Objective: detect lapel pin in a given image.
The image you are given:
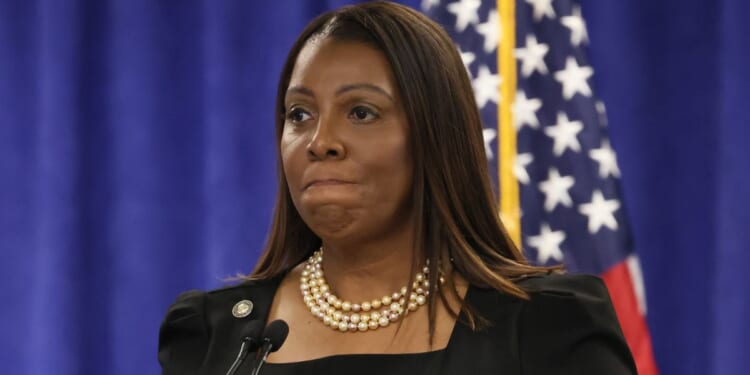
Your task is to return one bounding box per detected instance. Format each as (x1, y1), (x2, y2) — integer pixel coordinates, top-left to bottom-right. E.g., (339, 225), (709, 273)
(232, 299), (254, 318)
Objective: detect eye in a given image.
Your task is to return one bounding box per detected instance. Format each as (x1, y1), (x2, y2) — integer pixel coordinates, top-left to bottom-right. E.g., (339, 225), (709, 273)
(286, 107), (312, 123)
(349, 106), (379, 123)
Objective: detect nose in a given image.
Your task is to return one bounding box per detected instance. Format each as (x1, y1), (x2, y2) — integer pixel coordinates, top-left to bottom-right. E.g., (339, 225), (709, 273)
(307, 119), (345, 161)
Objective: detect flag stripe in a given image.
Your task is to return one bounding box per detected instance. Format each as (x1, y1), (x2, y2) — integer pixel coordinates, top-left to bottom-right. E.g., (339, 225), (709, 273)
(601, 261), (659, 375)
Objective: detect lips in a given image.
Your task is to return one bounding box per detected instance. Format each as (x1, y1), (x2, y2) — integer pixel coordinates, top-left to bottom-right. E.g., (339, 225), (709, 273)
(304, 179), (354, 190)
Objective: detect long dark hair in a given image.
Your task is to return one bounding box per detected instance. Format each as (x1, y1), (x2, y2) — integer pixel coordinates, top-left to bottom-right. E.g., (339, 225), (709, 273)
(251, 1), (556, 340)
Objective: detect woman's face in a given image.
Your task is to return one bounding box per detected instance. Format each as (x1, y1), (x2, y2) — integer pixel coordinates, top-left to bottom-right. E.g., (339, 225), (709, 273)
(281, 38), (414, 244)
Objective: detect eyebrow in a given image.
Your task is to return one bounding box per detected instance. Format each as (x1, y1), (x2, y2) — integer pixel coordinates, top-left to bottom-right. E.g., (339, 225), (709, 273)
(286, 83), (394, 102)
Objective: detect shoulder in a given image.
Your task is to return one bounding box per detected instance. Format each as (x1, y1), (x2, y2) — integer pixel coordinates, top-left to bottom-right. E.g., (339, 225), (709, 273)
(157, 277), (281, 374)
(511, 273), (637, 374)
(518, 272), (610, 303)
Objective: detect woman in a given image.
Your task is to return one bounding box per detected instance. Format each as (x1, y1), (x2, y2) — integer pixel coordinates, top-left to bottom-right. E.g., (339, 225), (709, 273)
(158, 2), (637, 374)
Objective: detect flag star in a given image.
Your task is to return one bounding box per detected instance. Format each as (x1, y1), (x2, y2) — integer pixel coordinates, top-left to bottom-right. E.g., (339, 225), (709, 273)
(472, 65), (501, 108)
(513, 90), (543, 130)
(544, 112), (583, 156)
(514, 153), (534, 184)
(458, 47), (476, 78)
(482, 128), (497, 160)
(554, 57), (594, 100)
(476, 9), (500, 53)
(525, 0), (556, 22)
(447, 0), (481, 32)
(561, 6), (589, 46)
(589, 139), (621, 178)
(539, 168), (575, 211)
(422, 0), (440, 11)
(527, 223), (565, 264)
(579, 190), (620, 233)
(514, 34), (549, 77)
(595, 100), (608, 127)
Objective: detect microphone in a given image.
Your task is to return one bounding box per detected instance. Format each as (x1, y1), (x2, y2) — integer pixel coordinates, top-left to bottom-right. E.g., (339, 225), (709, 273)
(250, 320), (289, 375)
(224, 320), (264, 375)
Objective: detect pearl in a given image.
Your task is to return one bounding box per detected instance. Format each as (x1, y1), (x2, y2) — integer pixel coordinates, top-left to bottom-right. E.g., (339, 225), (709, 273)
(338, 322), (348, 332)
(390, 302), (401, 312)
(379, 316), (390, 327)
(300, 248), (433, 334)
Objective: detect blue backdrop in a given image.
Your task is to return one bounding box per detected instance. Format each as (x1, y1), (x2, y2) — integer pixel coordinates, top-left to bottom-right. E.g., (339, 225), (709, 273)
(0, 1), (747, 374)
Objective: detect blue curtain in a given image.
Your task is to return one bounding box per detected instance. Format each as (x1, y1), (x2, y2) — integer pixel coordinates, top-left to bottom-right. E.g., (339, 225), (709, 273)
(0, 1), (747, 374)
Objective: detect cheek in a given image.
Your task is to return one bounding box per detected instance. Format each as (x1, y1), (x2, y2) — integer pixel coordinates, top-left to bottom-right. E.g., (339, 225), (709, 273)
(280, 131), (307, 191)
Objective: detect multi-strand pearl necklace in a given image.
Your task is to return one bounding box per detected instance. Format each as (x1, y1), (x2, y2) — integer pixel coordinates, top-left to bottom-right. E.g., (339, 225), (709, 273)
(299, 249), (433, 332)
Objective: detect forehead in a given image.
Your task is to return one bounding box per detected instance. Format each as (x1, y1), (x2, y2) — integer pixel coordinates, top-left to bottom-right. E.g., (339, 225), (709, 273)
(287, 38), (398, 95)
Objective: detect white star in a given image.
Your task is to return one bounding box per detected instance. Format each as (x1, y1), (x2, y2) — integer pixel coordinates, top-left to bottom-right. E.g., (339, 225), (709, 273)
(561, 6), (588, 46)
(525, 0), (556, 22)
(595, 100), (608, 127)
(579, 190), (620, 233)
(514, 153), (534, 184)
(422, 0), (440, 11)
(476, 9), (500, 53)
(544, 112), (583, 156)
(514, 34), (549, 77)
(458, 47), (476, 79)
(539, 168), (575, 211)
(482, 128), (497, 160)
(527, 223), (565, 264)
(513, 90), (542, 130)
(472, 65), (501, 108)
(447, 0), (481, 32)
(554, 57), (594, 100)
(589, 139), (621, 178)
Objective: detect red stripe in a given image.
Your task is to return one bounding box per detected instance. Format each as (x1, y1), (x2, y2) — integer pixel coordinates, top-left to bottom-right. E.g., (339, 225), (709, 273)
(601, 262), (660, 375)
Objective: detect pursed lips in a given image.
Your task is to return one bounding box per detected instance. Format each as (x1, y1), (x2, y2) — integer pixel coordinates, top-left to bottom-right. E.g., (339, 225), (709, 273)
(304, 179), (354, 190)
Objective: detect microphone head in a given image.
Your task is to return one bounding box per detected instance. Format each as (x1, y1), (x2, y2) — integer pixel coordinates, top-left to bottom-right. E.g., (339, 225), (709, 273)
(262, 320), (289, 353)
(240, 320), (264, 348)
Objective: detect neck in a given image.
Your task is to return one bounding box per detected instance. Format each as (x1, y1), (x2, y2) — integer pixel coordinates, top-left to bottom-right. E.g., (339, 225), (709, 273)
(319, 222), (420, 303)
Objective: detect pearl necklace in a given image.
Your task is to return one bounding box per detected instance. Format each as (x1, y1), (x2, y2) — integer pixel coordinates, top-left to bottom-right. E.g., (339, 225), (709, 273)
(299, 249), (433, 332)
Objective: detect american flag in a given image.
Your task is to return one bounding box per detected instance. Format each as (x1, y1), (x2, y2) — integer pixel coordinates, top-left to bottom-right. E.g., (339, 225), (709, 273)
(422, 0), (659, 373)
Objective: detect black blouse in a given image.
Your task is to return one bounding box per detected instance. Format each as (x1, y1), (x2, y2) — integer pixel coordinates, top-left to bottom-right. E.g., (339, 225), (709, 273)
(158, 273), (637, 374)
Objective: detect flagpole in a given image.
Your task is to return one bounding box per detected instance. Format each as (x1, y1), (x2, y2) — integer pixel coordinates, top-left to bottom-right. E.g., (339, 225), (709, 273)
(498, 0), (521, 248)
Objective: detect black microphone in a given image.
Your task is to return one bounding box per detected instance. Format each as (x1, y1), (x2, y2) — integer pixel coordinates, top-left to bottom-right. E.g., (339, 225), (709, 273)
(224, 320), (264, 375)
(250, 320), (289, 375)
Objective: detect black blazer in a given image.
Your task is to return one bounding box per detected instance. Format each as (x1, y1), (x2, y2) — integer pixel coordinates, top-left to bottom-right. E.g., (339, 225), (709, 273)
(158, 273), (637, 374)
